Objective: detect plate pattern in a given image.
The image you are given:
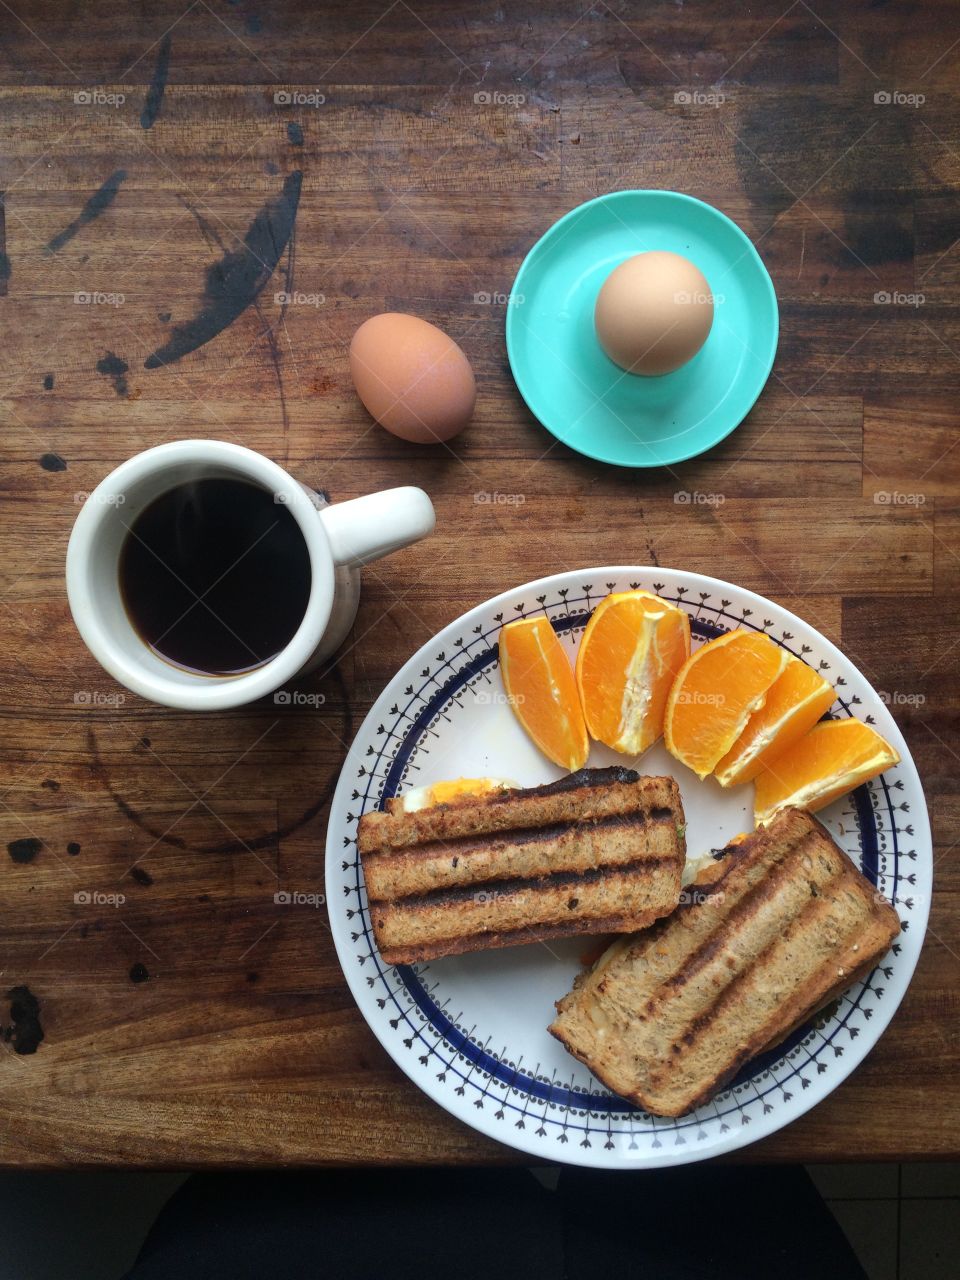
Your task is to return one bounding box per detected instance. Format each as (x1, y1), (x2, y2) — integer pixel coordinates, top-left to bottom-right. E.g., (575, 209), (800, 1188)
(328, 571), (929, 1166)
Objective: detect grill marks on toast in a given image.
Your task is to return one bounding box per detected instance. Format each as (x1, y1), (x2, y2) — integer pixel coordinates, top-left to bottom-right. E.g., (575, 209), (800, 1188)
(549, 808), (900, 1116)
(370, 860), (680, 960)
(358, 767), (685, 965)
(390, 859), (677, 907)
(587, 816), (816, 1001)
(359, 769), (679, 853)
(371, 914), (676, 966)
(363, 811), (677, 902)
(665, 889), (883, 1109)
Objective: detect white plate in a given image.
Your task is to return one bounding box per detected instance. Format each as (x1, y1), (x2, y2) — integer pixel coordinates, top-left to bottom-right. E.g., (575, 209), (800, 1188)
(326, 567), (931, 1168)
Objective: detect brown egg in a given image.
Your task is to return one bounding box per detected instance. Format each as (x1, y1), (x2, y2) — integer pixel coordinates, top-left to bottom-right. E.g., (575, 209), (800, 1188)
(349, 313), (476, 443)
(594, 251), (715, 376)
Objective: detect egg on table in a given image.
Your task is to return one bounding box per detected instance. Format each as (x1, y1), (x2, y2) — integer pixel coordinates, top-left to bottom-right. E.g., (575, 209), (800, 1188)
(594, 250), (715, 376)
(349, 312), (476, 443)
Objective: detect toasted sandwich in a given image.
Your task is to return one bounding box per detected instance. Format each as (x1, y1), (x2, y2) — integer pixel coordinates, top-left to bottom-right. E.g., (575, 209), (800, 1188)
(549, 806), (900, 1116)
(358, 766), (686, 965)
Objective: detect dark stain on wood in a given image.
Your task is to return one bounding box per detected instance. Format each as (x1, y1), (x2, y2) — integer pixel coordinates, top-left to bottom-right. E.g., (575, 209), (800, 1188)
(42, 373), (54, 390)
(842, 189), (914, 267)
(129, 866), (154, 886)
(44, 169), (127, 254)
(178, 195), (226, 253)
(39, 452), (67, 471)
(253, 214), (295, 457)
(129, 963), (149, 984)
(5, 986), (43, 1054)
(67, 841), (81, 856)
(85, 662), (350, 854)
(145, 171), (303, 369)
(140, 32), (172, 130)
(286, 121), (304, 146)
(88, 725), (188, 851)
(95, 351), (129, 396)
(40, 778), (60, 789)
(256, 307), (290, 457)
(8, 837), (41, 864)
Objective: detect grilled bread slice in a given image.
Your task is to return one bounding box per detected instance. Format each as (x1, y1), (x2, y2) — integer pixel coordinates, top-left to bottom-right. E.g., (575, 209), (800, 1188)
(358, 766), (686, 964)
(550, 807), (900, 1117)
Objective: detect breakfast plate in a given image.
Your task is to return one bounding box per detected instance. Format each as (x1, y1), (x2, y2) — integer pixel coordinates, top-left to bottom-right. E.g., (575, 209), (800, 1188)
(505, 191), (779, 467)
(326, 567), (930, 1168)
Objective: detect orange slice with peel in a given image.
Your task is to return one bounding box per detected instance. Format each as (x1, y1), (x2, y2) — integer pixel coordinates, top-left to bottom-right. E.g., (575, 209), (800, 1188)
(575, 589), (690, 755)
(754, 718), (899, 823)
(499, 616), (589, 771)
(714, 655), (836, 787)
(664, 630), (787, 778)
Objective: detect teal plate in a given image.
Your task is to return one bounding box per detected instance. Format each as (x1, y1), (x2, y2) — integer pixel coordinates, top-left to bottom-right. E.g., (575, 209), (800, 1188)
(505, 191), (779, 468)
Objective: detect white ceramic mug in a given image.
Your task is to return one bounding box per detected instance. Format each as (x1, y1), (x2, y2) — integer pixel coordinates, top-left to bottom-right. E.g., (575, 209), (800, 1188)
(66, 439), (435, 710)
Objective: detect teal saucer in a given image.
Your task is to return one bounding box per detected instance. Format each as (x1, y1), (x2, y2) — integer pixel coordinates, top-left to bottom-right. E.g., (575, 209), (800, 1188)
(505, 191), (778, 468)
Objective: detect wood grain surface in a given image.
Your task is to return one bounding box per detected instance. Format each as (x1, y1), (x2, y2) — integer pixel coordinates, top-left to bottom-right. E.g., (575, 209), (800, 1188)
(0, 0), (957, 1168)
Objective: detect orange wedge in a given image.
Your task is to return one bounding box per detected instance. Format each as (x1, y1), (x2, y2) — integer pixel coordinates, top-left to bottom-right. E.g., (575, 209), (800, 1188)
(714, 655), (836, 787)
(575, 590), (691, 755)
(664, 630), (787, 779)
(754, 718), (900, 823)
(499, 616), (589, 771)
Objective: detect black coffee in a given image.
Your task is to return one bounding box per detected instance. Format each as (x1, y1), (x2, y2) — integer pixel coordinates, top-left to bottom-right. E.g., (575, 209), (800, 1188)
(119, 478), (311, 676)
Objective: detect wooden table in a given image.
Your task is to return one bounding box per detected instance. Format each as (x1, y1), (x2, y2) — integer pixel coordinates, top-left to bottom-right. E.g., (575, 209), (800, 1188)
(0, 0), (957, 1167)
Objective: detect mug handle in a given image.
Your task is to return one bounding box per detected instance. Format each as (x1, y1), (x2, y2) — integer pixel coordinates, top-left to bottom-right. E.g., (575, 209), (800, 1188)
(317, 486), (435, 569)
